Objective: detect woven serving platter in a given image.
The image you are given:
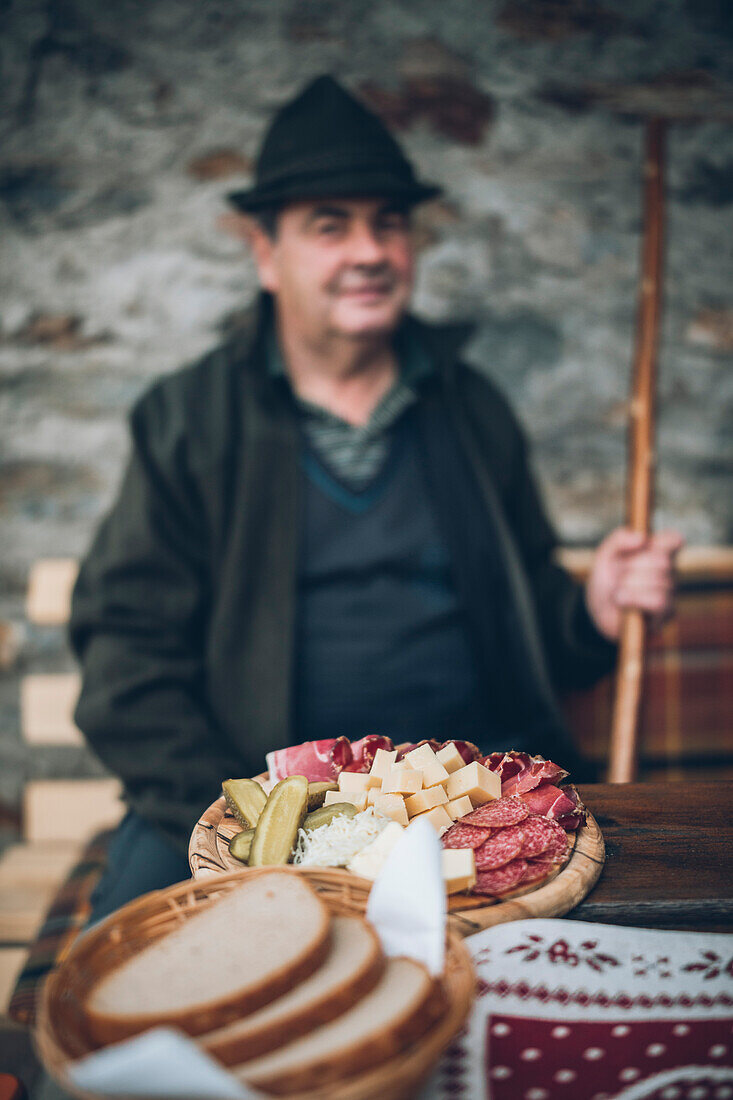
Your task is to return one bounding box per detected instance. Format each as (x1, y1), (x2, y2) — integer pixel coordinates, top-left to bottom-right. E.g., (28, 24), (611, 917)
(37, 867), (476, 1100)
(189, 781), (605, 936)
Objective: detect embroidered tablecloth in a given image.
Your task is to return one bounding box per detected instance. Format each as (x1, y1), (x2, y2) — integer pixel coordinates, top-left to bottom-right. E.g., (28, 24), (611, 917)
(425, 919), (733, 1100)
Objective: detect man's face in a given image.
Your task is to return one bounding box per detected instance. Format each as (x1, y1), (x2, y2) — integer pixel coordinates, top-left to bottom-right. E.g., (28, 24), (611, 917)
(251, 197), (414, 342)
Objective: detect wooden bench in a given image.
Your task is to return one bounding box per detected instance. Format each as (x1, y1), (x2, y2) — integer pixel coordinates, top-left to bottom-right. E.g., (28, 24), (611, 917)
(0, 560), (124, 1018)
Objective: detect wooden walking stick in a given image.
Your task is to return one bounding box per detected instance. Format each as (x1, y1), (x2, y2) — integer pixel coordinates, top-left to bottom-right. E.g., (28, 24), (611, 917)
(607, 118), (666, 783)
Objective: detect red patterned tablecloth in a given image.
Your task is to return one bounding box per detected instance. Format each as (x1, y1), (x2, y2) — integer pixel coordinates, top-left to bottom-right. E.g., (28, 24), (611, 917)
(424, 919), (733, 1100)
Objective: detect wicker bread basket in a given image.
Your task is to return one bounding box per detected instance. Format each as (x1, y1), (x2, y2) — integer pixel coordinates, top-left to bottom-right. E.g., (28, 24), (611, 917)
(36, 866), (476, 1100)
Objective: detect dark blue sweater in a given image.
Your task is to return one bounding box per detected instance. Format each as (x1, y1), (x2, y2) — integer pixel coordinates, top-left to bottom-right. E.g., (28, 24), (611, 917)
(294, 412), (491, 746)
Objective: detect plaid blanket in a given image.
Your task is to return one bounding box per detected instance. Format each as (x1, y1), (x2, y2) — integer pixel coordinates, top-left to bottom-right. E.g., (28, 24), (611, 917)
(7, 830), (113, 1027)
(563, 585), (733, 769)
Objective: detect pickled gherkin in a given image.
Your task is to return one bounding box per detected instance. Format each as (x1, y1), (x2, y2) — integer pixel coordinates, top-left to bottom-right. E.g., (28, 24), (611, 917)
(248, 775), (309, 866)
(228, 828), (254, 863)
(303, 803), (358, 832)
(306, 781), (338, 811)
(222, 778), (268, 829)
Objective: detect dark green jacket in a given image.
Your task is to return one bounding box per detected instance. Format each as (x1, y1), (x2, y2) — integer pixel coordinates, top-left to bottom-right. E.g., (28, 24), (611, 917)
(70, 296), (615, 851)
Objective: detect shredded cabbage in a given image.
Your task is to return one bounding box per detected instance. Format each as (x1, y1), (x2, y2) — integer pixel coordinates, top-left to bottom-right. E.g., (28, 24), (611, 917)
(293, 806), (391, 867)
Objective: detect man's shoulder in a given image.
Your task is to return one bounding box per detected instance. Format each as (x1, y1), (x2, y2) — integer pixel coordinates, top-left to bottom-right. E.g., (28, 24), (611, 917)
(129, 317), (263, 464)
(453, 358), (519, 423)
(136, 325), (254, 414)
(410, 313), (523, 441)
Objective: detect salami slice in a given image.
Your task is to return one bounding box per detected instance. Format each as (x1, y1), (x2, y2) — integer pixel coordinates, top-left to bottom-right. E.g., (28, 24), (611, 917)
(441, 823), (491, 850)
(521, 859), (556, 885)
(515, 815), (568, 859)
(540, 824), (570, 862)
(474, 827), (525, 871)
(472, 858), (528, 896)
(460, 795), (529, 828)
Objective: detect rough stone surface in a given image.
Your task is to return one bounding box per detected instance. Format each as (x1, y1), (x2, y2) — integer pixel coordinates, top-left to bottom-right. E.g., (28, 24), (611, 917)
(1, 0), (732, 816)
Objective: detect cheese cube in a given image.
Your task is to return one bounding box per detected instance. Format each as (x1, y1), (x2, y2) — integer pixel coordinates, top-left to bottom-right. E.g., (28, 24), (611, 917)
(441, 848), (476, 894)
(323, 789), (367, 812)
(402, 744), (436, 770)
(373, 793), (409, 826)
(338, 771), (371, 793)
(436, 743), (466, 775)
(366, 787), (382, 806)
(369, 748), (398, 780)
(446, 761), (501, 805)
(412, 804), (453, 835)
(404, 784), (448, 817)
(447, 795), (474, 820)
(402, 743), (450, 788)
(382, 764), (423, 796)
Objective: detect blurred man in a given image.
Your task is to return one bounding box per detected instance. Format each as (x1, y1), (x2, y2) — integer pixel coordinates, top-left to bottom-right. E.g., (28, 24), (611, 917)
(70, 76), (681, 918)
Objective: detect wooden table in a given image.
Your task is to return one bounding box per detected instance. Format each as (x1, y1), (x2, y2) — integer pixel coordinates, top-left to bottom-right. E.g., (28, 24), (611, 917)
(569, 781), (733, 931)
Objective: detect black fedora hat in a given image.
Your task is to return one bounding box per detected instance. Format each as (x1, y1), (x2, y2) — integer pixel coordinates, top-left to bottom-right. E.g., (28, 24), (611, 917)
(228, 75), (441, 213)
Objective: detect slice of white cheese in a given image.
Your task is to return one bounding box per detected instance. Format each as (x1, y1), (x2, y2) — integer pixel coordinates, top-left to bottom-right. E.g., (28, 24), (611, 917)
(446, 761), (500, 805)
(347, 821), (405, 879)
(442, 848), (476, 893)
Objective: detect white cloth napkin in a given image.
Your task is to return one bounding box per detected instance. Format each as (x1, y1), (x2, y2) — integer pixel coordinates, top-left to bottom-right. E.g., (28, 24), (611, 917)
(366, 815), (447, 976)
(67, 1027), (264, 1098)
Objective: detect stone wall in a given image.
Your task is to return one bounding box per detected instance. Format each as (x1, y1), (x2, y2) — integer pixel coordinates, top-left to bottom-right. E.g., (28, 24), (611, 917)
(1, 0), (732, 814)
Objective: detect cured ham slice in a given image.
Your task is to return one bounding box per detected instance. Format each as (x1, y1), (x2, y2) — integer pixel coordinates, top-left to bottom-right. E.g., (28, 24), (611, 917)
(555, 786), (585, 830)
(518, 784), (584, 827)
(481, 751), (584, 831)
(483, 750), (567, 793)
(501, 758), (568, 796)
(482, 751), (530, 785)
(266, 737), (353, 782)
(346, 735), (394, 773)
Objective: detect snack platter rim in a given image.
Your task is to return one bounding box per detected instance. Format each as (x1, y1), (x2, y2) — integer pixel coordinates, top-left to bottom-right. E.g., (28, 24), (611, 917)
(189, 777), (606, 936)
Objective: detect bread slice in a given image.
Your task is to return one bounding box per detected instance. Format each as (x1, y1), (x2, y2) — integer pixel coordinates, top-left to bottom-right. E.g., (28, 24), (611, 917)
(236, 957), (447, 1095)
(82, 872), (331, 1047)
(202, 915), (384, 1066)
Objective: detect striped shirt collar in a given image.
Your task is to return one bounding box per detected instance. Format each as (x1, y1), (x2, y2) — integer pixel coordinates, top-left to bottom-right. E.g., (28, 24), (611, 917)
(266, 322), (434, 437)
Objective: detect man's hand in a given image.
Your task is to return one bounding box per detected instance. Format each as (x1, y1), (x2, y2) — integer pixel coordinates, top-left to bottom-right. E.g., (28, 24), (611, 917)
(585, 528), (684, 642)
